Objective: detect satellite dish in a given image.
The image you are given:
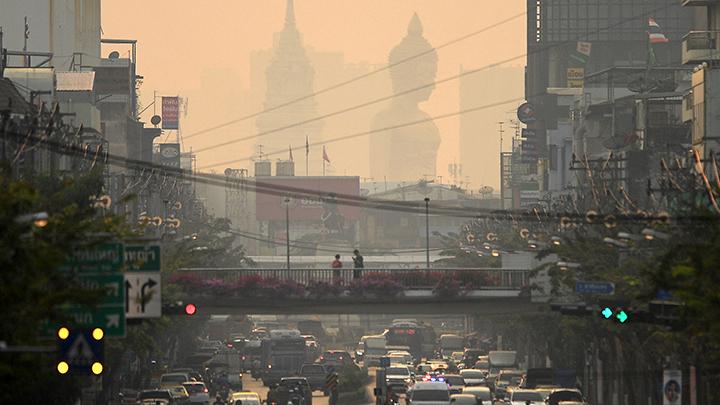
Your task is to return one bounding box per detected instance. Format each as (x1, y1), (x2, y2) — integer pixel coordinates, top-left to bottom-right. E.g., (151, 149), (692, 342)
(150, 115), (162, 126)
(108, 51), (120, 59)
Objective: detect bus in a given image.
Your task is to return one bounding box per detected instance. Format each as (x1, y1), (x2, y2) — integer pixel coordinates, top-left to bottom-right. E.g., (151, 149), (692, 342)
(260, 329), (307, 386)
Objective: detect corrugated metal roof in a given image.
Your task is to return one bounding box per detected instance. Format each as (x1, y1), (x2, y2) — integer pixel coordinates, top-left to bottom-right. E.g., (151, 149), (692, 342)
(0, 78), (33, 114)
(56, 71), (95, 92)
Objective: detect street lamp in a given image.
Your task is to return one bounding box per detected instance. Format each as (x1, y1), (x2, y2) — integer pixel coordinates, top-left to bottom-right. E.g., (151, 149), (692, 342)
(556, 261), (581, 271)
(14, 211), (49, 228)
(284, 197), (291, 270)
(603, 237), (628, 249)
(424, 197), (430, 269)
(642, 228), (670, 241)
(550, 236), (562, 246)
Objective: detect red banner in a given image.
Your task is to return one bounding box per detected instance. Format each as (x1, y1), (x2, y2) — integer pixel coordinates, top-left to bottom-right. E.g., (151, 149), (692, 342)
(162, 97), (179, 129)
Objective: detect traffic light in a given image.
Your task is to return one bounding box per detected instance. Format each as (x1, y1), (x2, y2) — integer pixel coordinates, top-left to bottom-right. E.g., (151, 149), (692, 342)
(57, 327), (104, 375)
(162, 301), (198, 316)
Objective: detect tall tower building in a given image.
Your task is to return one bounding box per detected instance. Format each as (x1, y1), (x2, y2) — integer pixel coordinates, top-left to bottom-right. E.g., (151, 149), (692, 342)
(255, 0), (323, 173)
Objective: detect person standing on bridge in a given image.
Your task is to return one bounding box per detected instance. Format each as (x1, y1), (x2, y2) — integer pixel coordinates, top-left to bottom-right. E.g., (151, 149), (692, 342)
(352, 249), (364, 279)
(331, 254), (343, 279)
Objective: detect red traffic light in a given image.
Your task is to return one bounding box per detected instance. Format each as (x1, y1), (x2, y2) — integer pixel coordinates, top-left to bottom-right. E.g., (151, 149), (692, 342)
(184, 303), (197, 315)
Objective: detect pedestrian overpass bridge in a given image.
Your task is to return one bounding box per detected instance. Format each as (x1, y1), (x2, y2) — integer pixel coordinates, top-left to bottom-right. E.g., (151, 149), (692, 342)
(172, 267), (543, 315)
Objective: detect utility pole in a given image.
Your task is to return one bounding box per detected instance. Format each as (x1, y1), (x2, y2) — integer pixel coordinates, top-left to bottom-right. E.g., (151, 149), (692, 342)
(23, 17), (29, 67)
(284, 197), (291, 270)
(424, 197), (430, 269)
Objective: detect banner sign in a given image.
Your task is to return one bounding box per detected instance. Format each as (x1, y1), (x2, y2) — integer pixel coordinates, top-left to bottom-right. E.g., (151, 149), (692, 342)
(663, 369), (682, 405)
(158, 143), (181, 168)
(162, 96), (179, 130)
(567, 67), (585, 88)
(517, 102), (536, 124)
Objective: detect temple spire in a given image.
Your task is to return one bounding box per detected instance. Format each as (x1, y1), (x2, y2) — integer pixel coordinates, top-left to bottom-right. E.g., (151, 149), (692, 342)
(408, 12), (423, 36)
(285, 0), (296, 27)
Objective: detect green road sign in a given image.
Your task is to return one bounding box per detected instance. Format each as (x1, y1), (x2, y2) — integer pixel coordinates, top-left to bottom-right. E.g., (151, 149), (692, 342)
(124, 244), (161, 271)
(77, 274), (124, 306)
(63, 242), (124, 273)
(44, 305), (125, 337)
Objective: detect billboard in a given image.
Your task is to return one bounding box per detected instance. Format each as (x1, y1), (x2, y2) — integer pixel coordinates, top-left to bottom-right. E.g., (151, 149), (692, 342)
(255, 177), (361, 222)
(162, 96), (179, 130)
(158, 143), (181, 168)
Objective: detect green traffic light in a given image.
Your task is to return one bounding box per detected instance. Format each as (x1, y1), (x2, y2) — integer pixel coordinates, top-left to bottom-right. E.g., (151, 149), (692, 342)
(616, 310), (628, 323)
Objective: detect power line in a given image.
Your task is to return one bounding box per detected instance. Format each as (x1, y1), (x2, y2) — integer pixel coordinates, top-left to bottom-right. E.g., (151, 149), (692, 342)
(189, 3), (676, 167)
(181, 11), (527, 141)
(196, 97), (524, 169)
(3, 127), (710, 224)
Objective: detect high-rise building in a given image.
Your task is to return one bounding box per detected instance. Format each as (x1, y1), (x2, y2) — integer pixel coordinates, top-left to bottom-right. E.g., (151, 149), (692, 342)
(255, 0), (323, 174)
(525, 0), (693, 193)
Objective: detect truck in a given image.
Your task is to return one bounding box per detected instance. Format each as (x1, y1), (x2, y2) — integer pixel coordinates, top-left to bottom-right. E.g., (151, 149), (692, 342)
(438, 334), (464, 359)
(487, 350), (518, 388)
(260, 329), (307, 386)
(358, 335), (387, 366)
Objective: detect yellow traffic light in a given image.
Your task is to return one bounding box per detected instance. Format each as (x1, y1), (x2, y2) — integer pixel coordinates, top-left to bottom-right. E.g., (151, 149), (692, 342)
(57, 361), (69, 374)
(92, 328), (104, 341)
(57, 327), (70, 340)
(91, 362), (103, 375)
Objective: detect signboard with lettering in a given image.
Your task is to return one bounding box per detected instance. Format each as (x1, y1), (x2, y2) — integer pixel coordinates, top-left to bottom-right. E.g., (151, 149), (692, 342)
(567, 68), (585, 88)
(162, 96), (179, 129)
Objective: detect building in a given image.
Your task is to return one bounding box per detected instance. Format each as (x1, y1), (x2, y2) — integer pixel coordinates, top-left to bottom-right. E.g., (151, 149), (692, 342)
(254, 0), (323, 174)
(524, 0), (693, 200)
(682, 0), (720, 160)
(458, 66), (525, 190)
(0, 0), (101, 71)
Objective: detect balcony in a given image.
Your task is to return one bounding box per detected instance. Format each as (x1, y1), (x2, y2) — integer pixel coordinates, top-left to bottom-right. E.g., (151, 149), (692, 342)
(682, 0), (719, 6)
(682, 31), (720, 65)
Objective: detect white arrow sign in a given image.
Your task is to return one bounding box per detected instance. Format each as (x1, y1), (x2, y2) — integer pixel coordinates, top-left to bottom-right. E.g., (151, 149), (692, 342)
(106, 314), (120, 329)
(125, 272), (162, 319)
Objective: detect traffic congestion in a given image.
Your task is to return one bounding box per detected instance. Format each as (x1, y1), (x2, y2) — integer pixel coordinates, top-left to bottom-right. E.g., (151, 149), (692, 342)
(120, 316), (589, 405)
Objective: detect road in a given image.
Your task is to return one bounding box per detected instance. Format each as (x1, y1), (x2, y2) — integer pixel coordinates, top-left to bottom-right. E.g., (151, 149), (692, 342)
(238, 369), (378, 405)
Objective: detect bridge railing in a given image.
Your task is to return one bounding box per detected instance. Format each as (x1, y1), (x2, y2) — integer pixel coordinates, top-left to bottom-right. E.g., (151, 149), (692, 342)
(176, 268), (530, 290)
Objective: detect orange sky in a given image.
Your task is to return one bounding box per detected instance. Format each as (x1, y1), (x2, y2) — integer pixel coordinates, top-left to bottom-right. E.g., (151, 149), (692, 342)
(102, 0), (526, 187)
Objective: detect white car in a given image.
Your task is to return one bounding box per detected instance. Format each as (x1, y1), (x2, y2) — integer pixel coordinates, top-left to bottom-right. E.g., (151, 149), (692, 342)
(461, 386), (492, 403)
(385, 365), (413, 393)
(182, 381), (210, 404)
(407, 381), (451, 404)
(507, 388), (544, 404)
(459, 369), (486, 386)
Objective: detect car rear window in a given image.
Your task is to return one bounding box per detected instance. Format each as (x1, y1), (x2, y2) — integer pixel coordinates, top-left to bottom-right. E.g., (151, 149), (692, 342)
(161, 374), (187, 384)
(182, 383), (205, 394)
(512, 391), (543, 401)
(445, 376), (465, 385)
(302, 365), (325, 374)
(139, 390), (171, 399)
(412, 390), (450, 401)
(461, 370), (485, 379)
(386, 367), (410, 375)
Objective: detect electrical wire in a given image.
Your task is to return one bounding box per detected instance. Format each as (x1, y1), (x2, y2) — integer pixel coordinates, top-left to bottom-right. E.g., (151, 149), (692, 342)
(187, 3), (677, 165)
(181, 11), (527, 140)
(3, 126), (712, 224)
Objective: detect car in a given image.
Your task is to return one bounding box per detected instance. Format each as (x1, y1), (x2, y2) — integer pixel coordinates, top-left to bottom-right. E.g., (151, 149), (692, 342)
(317, 350), (353, 370)
(417, 364), (434, 374)
(385, 365), (414, 393)
(442, 374), (466, 395)
(459, 369), (486, 386)
(171, 368), (204, 382)
(406, 381), (451, 404)
(460, 386), (492, 403)
(229, 391), (262, 405)
(533, 385), (560, 400)
(137, 389), (175, 405)
(472, 357), (489, 373)
(160, 372), (191, 387)
(506, 388), (544, 404)
(494, 370), (524, 397)
(167, 385), (190, 403)
(546, 389), (584, 405)
(451, 352), (464, 364)
(449, 394), (480, 404)
(462, 349), (484, 368)
(298, 363), (330, 394)
(277, 377), (313, 405)
(181, 381), (210, 404)
(387, 351), (414, 365)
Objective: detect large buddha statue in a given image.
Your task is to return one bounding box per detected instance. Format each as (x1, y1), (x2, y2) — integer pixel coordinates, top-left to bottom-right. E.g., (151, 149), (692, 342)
(370, 13), (441, 182)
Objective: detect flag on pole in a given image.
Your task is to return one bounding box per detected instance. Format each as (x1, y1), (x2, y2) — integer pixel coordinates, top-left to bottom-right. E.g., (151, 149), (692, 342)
(323, 146), (330, 163)
(289, 145), (294, 161)
(305, 136), (309, 157)
(648, 18), (669, 44)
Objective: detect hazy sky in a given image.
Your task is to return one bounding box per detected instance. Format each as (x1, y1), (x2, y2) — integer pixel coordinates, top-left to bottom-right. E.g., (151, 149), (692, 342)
(102, 0), (526, 187)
